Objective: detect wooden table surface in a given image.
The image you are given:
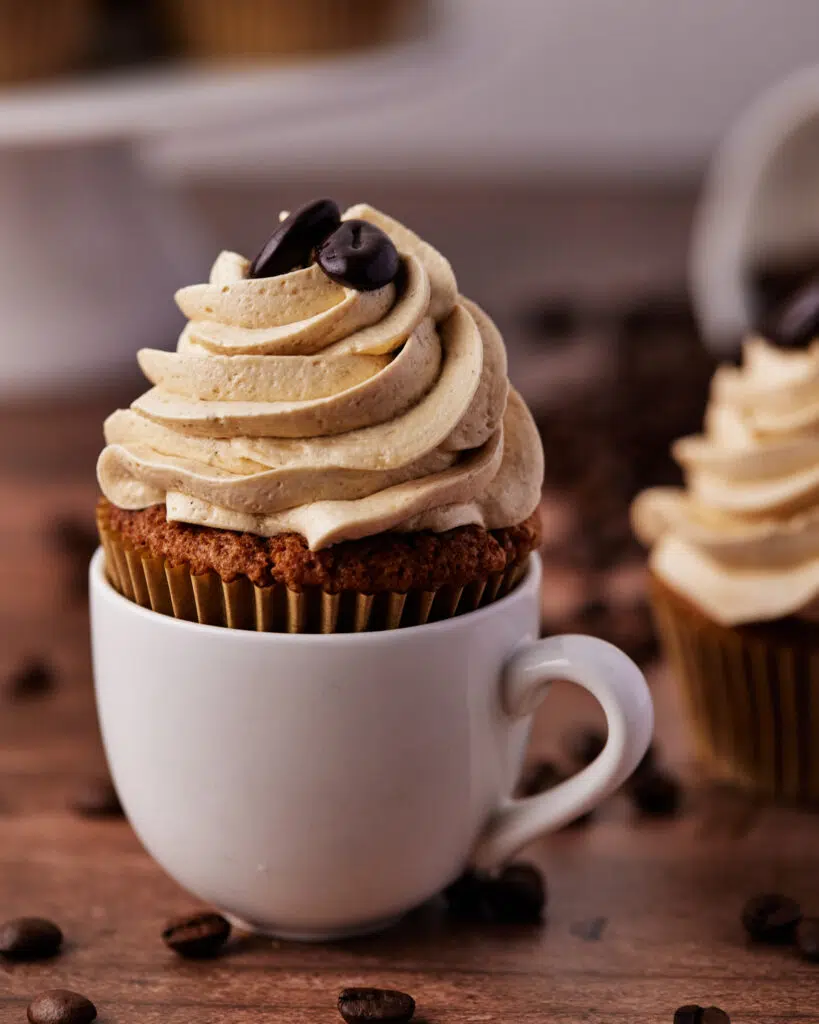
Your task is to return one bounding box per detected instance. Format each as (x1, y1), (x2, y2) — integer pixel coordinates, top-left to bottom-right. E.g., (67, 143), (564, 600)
(1, 394), (818, 1024)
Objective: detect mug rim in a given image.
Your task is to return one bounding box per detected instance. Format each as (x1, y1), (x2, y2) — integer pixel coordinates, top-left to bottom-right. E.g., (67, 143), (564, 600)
(90, 548), (541, 646)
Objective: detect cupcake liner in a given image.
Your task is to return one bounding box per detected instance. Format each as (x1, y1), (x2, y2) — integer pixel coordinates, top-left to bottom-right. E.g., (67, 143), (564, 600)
(97, 504), (529, 635)
(160, 0), (420, 61)
(650, 574), (819, 806)
(0, 0), (94, 84)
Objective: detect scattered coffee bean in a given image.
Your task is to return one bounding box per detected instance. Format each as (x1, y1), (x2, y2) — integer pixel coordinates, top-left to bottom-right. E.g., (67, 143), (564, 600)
(520, 298), (579, 345)
(629, 767), (682, 817)
(317, 220), (400, 292)
(250, 199), (341, 278)
(488, 863), (547, 923)
(702, 1009), (731, 1024)
(796, 916), (819, 962)
(162, 910), (231, 958)
(27, 990), (96, 1024)
(516, 760), (564, 798)
(69, 776), (123, 818)
(445, 864), (546, 924)
(444, 870), (494, 923)
(674, 1008), (730, 1024)
(49, 512), (98, 598)
(6, 658), (55, 701)
(0, 917), (62, 960)
(50, 515), (99, 600)
(741, 893), (802, 944)
(51, 515), (98, 557)
(674, 1006), (704, 1024)
(773, 281), (819, 349)
(567, 727), (606, 766)
(338, 987), (415, 1024)
(618, 294), (696, 339)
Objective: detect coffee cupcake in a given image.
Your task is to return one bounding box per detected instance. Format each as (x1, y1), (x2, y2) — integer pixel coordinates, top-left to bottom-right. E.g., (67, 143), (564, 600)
(632, 287), (819, 804)
(97, 200), (544, 633)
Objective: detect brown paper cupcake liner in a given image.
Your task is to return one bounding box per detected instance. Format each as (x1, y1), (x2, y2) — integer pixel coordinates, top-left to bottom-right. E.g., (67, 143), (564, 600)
(98, 505), (529, 635)
(650, 574), (819, 807)
(160, 0), (421, 61)
(0, 0), (94, 84)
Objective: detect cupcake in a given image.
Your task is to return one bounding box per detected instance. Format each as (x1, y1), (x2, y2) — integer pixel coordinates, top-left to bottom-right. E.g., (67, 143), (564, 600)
(97, 199), (544, 634)
(159, 0), (426, 62)
(0, 0), (94, 83)
(632, 288), (819, 804)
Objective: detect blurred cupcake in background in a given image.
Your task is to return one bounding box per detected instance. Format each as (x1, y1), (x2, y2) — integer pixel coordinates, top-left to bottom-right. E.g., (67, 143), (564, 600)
(632, 283), (819, 806)
(159, 0), (431, 63)
(0, 0), (95, 83)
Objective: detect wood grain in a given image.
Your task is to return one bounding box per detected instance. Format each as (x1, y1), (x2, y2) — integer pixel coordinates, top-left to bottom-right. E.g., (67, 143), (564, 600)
(1, 395), (818, 1024)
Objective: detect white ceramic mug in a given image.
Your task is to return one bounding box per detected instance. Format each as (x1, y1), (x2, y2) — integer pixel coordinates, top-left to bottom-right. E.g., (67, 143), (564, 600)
(90, 548), (653, 941)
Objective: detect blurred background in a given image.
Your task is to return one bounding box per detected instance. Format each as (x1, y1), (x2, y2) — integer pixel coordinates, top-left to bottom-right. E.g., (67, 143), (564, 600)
(5, 0), (819, 810)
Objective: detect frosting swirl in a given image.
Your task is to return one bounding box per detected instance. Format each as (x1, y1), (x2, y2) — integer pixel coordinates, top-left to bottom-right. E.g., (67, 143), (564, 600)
(632, 337), (819, 624)
(98, 204), (544, 550)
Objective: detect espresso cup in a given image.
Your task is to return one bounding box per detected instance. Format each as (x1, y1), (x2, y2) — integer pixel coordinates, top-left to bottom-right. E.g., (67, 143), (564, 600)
(90, 549), (653, 941)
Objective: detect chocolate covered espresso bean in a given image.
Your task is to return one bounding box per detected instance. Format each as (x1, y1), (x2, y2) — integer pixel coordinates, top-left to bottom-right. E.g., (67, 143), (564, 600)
(316, 219), (400, 292)
(250, 199), (340, 278)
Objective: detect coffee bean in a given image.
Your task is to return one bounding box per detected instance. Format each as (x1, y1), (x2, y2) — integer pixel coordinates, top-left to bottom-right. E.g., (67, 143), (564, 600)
(338, 988), (415, 1024)
(444, 870), (494, 923)
(317, 220), (400, 292)
(50, 515), (99, 600)
(27, 990), (96, 1024)
(520, 297), (579, 345)
(0, 917), (62, 960)
(702, 1009), (731, 1024)
(774, 281), (819, 349)
(50, 516), (98, 558)
(69, 776), (123, 818)
(630, 768), (682, 817)
(162, 910), (231, 958)
(487, 863), (547, 924)
(674, 1006), (704, 1024)
(741, 893), (802, 944)
(250, 199), (341, 278)
(6, 658), (55, 701)
(796, 916), (819, 962)
(567, 727), (606, 766)
(445, 863), (547, 924)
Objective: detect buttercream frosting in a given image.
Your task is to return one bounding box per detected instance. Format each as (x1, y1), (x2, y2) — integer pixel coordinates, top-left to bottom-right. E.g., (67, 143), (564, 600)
(98, 204), (544, 550)
(632, 336), (819, 624)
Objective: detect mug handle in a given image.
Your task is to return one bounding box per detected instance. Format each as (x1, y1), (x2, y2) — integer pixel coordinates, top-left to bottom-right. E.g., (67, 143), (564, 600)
(472, 634), (654, 871)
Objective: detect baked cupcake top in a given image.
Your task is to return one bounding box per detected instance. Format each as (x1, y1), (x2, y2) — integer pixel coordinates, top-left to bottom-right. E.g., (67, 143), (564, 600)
(98, 201), (544, 550)
(632, 324), (819, 625)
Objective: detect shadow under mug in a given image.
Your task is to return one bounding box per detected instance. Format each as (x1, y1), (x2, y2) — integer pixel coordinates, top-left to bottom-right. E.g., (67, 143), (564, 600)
(90, 549), (654, 941)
